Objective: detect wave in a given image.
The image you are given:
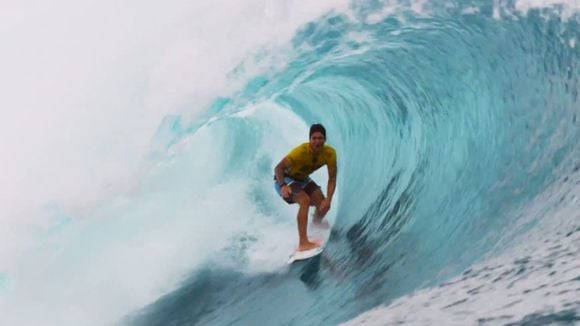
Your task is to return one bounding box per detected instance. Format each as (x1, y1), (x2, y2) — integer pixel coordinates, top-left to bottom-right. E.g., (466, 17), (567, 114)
(1, 1), (579, 325)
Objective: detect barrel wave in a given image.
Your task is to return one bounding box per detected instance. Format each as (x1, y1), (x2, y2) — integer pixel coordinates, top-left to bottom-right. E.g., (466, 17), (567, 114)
(127, 1), (580, 325)
(2, 1), (579, 325)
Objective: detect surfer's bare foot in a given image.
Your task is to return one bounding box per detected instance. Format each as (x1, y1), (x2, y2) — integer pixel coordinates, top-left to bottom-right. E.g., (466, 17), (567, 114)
(312, 216), (330, 229)
(298, 240), (320, 252)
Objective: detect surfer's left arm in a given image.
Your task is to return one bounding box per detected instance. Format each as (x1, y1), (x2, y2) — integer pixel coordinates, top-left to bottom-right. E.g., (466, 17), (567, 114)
(319, 150), (337, 215)
(325, 148), (337, 205)
(326, 164), (337, 204)
(318, 164), (336, 215)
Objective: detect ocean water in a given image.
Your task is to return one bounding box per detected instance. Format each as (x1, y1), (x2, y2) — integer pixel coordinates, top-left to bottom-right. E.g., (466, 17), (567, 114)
(1, 0), (579, 325)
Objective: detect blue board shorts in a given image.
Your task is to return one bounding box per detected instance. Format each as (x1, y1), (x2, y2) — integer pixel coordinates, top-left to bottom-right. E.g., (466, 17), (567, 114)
(274, 175), (321, 204)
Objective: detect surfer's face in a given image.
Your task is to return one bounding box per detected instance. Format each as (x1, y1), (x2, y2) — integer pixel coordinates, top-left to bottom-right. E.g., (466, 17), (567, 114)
(309, 132), (325, 153)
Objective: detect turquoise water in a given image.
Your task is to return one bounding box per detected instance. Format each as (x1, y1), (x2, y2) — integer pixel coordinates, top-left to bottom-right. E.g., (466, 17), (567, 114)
(129, 1), (580, 325)
(2, 1), (579, 325)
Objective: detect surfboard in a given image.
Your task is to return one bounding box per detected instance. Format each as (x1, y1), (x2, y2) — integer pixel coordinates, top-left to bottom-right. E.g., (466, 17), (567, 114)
(287, 246), (323, 263)
(287, 220), (331, 264)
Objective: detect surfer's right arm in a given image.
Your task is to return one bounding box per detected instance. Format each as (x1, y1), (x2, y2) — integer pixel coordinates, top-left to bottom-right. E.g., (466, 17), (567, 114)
(275, 157), (292, 198)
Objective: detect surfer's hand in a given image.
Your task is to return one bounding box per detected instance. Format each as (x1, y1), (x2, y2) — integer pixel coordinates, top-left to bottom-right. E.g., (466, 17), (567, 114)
(281, 185), (292, 198)
(319, 199), (331, 215)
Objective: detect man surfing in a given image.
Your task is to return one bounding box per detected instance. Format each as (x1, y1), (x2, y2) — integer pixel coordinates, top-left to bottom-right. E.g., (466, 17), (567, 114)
(274, 123), (337, 252)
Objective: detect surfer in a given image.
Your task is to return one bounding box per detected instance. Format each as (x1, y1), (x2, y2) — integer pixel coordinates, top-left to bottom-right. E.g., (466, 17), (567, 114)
(274, 123), (337, 252)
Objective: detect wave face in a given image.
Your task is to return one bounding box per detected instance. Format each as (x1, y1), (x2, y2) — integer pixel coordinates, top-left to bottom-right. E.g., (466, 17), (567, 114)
(2, 1), (580, 325)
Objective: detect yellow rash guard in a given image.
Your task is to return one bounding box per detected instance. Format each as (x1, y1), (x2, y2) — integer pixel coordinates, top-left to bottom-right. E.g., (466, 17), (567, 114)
(285, 143), (337, 181)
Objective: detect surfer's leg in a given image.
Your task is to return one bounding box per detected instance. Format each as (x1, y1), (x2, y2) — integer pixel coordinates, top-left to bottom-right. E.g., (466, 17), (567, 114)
(294, 191), (320, 251)
(308, 187), (328, 221)
(308, 187), (324, 207)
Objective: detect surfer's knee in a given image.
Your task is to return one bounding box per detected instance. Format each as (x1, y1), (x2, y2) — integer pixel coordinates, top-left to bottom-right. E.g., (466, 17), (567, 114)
(295, 193), (310, 207)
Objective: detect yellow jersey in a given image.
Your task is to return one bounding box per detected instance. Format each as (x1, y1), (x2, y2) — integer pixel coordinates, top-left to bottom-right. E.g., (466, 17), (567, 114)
(285, 143), (337, 181)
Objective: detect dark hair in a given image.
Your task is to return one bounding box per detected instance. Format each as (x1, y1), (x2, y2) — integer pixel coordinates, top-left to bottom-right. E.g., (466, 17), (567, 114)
(309, 123), (326, 139)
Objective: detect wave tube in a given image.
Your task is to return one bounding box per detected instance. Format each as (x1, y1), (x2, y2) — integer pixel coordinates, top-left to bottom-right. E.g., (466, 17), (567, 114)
(2, 1), (579, 325)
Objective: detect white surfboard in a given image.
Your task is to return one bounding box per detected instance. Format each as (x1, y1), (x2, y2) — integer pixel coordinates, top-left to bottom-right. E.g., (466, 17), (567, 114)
(287, 246), (323, 264)
(287, 220), (331, 264)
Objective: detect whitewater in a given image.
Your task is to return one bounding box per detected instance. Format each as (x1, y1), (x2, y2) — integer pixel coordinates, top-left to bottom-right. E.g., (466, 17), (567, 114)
(1, 0), (579, 325)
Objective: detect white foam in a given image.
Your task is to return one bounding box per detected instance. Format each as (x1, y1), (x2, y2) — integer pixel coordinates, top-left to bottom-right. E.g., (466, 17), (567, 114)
(515, 0), (580, 20)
